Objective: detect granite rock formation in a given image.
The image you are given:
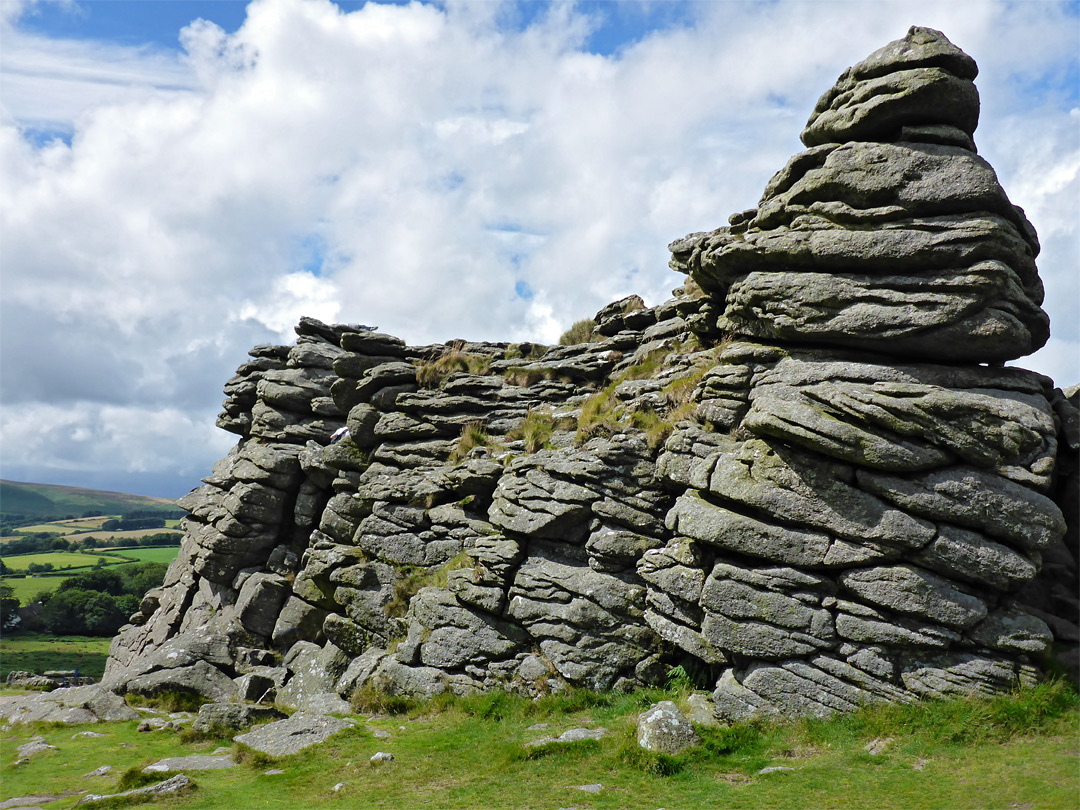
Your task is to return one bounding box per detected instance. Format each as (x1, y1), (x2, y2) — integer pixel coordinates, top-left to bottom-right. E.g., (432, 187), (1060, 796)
(102, 27), (1078, 722)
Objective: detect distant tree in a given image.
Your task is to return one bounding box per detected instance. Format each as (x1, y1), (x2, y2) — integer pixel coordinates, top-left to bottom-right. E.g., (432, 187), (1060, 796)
(0, 584), (20, 630)
(41, 587), (129, 635)
(137, 532), (182, 547)
(27, 562), (54, 573)
(114, 517), (166, 531)
(121, 562), (169, 597)
(58, 568), (124, 596)
(0, 558), (7, 574)
(82, 537), (99, 550)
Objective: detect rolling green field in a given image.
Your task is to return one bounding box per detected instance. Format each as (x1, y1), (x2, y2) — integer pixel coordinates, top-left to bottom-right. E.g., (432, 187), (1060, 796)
(3, 575), (70, 603)
(2, 517), (183, 544)
(1, 551), (121, 572)
(0, 682), (1076, 809)
(58, 528), (183, 543)
(2, 547), (180, 603)
(11, 522), (83, 535)
(111, 547), (183, 564)
(0, 632), (113, 680)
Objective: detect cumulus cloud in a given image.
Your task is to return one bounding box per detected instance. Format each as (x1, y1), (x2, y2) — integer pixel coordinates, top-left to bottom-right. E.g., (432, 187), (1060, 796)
(1, 0), (1077, 495)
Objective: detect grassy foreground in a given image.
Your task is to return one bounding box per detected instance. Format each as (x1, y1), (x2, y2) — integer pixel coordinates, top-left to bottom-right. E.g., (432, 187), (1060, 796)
(1, 681), (1077, 809)
(0, 632), (113, 681)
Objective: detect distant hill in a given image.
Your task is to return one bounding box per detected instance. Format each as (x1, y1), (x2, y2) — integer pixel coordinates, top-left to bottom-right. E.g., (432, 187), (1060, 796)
(0, 480), (178, 519)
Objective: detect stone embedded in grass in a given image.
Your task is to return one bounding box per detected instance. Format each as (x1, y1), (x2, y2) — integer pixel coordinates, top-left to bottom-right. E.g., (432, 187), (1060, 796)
(76, 774), (193, 806)
(864, 737), (893, 756)
(759, 766), (795, 775)
(636, 701), (701, 755)
(523, 727), (608, 748)
(233, 712), (355, 757)
(370, 752), (394, 763)
(14, 737), (56, 758)
(143, 754), (236, 773)
(577, 784), (603, 793)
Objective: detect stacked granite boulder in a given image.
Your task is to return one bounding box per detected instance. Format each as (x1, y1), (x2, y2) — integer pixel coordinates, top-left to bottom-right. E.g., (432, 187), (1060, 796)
(662, 26), (1072, 718)
(103, 27), (1078, 721)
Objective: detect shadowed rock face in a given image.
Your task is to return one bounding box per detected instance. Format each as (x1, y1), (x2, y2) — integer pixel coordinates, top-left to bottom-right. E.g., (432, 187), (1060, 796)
(103, 28), (1078, 721)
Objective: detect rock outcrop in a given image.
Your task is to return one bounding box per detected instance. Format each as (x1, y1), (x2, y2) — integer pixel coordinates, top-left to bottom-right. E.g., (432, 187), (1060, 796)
(102, 27), (1078, 722)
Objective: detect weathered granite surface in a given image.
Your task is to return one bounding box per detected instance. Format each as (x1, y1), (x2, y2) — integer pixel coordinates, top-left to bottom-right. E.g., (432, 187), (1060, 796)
(102, 27), (1078, 722)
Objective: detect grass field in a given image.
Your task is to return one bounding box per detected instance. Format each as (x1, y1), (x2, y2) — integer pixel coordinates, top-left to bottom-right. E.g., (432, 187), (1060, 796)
(110, 547), (182, 564)
(60, 528), (184, 543)
(1, 547), (179, 603)
(0, 551), (121, 572)
(2, 574), (71, 603)
(11, 522), (83, 535)
(2, 516), (184, 544)
(0, 632), (113, 680)
(0, 681), (1076, 809)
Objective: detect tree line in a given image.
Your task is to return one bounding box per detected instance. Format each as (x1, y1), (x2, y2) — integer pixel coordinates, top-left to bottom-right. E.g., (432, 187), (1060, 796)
(0, 531), (182, 558)
(0, 562), (168, 636)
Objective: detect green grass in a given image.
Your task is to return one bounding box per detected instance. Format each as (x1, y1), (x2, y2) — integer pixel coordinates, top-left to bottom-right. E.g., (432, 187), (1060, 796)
(110, 547), (182, 564)
(1, 551), (123, 572)
(12, 522), (83, 535)
(2, 548), (177, 603)
(0, 681), (1075, 809)
(2, 574), (70, 603)
(0, 631), (113, 680)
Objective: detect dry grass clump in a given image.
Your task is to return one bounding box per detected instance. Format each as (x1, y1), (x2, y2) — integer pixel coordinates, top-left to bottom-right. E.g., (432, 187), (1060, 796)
(416, 344), (492, 388)
(448, 421), (492, 462)
(558, 318), (597, 346)
(504, 343), (548, 361)
(506, 412), (556, 453)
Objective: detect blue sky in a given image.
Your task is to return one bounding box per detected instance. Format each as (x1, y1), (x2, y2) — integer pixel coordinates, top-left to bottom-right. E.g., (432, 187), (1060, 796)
(1, 0), (1078, 498)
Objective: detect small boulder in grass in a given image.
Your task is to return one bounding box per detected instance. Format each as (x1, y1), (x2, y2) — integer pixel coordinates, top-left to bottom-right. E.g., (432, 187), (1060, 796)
(636, 701), (701, 755)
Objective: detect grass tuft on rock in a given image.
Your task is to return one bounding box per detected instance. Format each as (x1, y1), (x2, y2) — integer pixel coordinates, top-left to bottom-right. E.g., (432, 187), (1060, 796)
(558, 318), (597, 346)
(416, 345), (492, 389)
(448, 421), (492, 462)
(506, 411), (556, 453)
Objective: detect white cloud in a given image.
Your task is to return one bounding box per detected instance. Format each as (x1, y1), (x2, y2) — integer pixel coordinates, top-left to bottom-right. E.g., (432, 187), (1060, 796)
(236, 271), (342, 339)
(1, 0), (1077, 494)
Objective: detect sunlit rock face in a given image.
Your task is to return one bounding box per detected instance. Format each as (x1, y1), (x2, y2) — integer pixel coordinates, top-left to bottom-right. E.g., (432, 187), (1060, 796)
(103, 28), (1078, 722)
